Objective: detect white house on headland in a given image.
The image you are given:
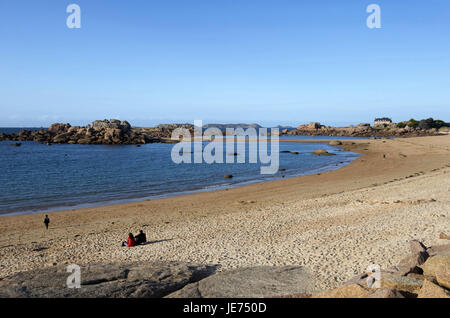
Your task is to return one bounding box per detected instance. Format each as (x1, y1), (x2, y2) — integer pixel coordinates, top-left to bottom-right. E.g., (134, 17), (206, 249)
(374, 117), (393, 127)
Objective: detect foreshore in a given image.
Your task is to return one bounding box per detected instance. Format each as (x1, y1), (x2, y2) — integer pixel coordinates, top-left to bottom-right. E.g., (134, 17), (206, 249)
(0, 135), (449, 291)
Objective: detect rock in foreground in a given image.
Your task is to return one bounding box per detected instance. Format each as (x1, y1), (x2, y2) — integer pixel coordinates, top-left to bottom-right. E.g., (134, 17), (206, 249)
(0, 261), (218, 298)
(308, 239), (450, 298)
(166, 266), (316, 298)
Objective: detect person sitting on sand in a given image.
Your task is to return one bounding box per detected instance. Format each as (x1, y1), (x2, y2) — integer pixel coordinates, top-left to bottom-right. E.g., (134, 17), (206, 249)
(135, 230), (147, 245)
(125, 233), (135, 247)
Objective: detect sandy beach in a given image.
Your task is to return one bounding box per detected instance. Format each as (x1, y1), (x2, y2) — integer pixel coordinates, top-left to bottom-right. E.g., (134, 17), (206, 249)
(0, 135), (449, 291)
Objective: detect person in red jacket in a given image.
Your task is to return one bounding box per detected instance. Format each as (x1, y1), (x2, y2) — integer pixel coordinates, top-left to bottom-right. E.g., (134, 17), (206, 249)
(126, 233), (135, 247)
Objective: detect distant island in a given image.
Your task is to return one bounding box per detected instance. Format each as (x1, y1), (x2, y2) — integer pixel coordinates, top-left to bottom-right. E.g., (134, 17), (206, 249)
(202, 123), (262, 130)
(0, 117), (448, 145)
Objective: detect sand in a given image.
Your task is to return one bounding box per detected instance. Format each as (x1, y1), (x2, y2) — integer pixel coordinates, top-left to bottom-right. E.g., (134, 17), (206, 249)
(0, 135), (449, 291)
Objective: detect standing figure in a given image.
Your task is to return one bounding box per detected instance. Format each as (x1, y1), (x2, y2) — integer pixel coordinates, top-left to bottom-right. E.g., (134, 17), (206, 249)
(44, 215), (50, 230)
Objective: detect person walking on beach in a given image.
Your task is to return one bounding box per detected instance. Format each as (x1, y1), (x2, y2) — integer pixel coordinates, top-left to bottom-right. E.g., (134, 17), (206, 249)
(44, 215), (50, 230)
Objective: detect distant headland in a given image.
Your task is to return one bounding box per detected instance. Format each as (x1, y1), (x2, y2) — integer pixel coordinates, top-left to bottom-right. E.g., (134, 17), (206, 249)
(285, 117), (450, 138)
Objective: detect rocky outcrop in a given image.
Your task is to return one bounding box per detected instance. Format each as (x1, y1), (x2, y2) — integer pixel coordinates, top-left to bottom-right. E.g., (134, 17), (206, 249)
(285, 121), (440, 138)
(1, 240), (447, 298)
(166, 266), (316, 298)
(421, 253), (450, 279)
(298, 122), (322, 130)
(380, 275), (424, 293)
(367, 288), (405, 298)
(308, 239), (450, 298)
(417, 279), (450, 298)
(0, 261), (218, 298)
(0, 120), (194, 145)
(436, 266), (450, 289)
(92, 119), (130, 131)
(48, 123), (71, 133)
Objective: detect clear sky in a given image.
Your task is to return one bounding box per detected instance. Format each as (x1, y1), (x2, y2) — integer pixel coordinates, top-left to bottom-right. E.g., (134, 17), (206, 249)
(0, 0), (449, 127)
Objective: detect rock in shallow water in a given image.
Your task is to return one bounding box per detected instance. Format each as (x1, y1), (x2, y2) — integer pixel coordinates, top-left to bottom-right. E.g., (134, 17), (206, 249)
(312, 149), (336, 156)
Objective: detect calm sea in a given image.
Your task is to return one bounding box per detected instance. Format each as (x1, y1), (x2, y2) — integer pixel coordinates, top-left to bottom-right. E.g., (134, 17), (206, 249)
(0, 128), (363, 216)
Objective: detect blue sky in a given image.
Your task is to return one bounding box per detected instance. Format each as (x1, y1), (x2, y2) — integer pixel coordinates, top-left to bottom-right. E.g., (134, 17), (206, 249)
(0, 0), (449, 127)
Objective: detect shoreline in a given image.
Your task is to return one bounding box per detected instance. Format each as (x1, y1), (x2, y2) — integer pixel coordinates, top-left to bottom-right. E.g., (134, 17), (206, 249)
(0, 135), (449, 290)
(0, 139), (360, 217)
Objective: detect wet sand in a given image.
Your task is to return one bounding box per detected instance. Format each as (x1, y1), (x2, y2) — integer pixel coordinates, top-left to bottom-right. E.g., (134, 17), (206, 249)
(0, 135), (449, 290)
